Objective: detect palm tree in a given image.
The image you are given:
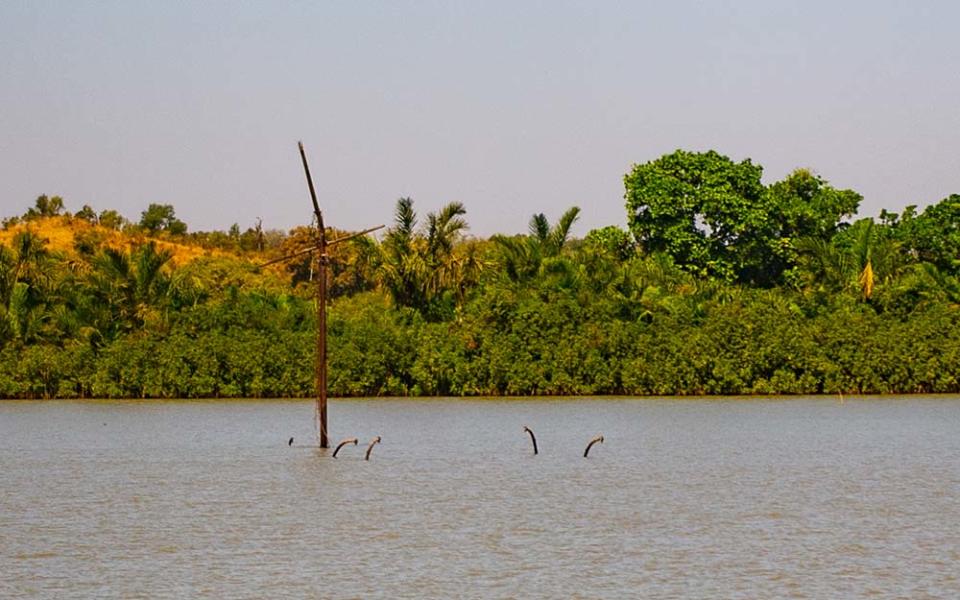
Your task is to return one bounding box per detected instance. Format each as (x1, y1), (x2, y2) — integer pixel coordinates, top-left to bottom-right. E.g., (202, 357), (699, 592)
(331, 233), (381, 297)
(378, 198), (470, 314)
(380, 198), (428, 309)
(492, 207), (581, 285)
(490, 233), (539, 284)
(425, 201), (468, 299)
(88, 242), (175, 336)
(0, 231), (59, 345)
(891, 262), (960, 309)
(0, 282), (44, 343)
(794, 219), (904, 302)
(851, 219), (875, 300)
(426, 202), (467, 259)
(444, 239), (488, 307)
(794, 237), (852, 296)
(543, 206), (581, 257)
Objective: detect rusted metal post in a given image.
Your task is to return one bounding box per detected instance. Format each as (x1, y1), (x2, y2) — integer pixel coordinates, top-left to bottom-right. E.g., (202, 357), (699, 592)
(365, 436), (381, 461)
(332, 437), (358, 458)
(299, 141), (329, 448)
(583, 434), (604, 458)
(523, 426), (538, 455)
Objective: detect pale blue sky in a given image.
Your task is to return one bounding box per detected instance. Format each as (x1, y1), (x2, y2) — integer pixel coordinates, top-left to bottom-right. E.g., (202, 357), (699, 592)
(2, 1), (958, 236)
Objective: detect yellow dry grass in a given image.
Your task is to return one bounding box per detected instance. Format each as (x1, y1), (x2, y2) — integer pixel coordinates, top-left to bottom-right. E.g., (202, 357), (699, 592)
(0, 216), (245, 266)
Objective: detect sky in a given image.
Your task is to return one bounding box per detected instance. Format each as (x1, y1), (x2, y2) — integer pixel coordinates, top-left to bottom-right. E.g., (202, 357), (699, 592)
(2, 1), (959, 237)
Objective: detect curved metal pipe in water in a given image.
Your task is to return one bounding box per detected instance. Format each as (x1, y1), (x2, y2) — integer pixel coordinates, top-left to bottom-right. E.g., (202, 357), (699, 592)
(583, 435), (604, 458)
(332, 437), (358, 458)
(523, 426), (538, 455)
(365, 436), (381, 461)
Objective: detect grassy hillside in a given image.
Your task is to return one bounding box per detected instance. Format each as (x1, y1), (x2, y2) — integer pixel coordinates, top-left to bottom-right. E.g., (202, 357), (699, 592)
(0, 215), (239, 266)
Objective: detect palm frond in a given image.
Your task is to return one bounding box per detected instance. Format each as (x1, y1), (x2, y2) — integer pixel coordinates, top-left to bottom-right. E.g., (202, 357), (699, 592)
(529, 214), (550, 242)
(549, 206), (581, 252)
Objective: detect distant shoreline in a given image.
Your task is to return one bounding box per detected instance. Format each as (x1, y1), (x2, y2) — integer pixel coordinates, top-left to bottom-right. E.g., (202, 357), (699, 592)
(4, 393), (959, 402)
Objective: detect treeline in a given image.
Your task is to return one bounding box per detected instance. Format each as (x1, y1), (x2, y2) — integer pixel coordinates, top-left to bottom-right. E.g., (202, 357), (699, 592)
(2, 149), (959, 398)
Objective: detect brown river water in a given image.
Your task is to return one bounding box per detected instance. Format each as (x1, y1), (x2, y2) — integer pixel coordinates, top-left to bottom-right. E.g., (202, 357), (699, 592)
(2, 397), (959, 598)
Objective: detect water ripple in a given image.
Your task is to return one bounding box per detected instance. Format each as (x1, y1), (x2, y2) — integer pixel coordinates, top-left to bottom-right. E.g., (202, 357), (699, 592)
(1, 397), (959, 598)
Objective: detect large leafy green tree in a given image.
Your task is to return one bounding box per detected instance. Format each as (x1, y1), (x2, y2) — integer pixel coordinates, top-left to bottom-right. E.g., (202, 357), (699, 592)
(891, 195), (960, 274)
(624, 150), (766, 282)
(139, 204), (187, 235)
(765, 169), (861, 240)
(761, 169), (862, 286)
(24, 195), (66, 220)
(584, 225), (634, 261)
(625, 152), (863, 286)
(98, 209), (127, 230)
(74, 205), (97, 223)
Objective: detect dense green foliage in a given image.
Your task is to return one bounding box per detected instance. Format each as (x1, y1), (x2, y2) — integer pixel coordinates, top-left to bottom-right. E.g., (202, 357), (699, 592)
(624, 152), (862, 285)
(2, 150), (959, 398)
(139, 203), (188, 235)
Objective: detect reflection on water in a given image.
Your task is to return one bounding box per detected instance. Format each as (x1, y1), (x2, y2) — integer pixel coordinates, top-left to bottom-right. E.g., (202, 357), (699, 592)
(2, 397), (959, 598)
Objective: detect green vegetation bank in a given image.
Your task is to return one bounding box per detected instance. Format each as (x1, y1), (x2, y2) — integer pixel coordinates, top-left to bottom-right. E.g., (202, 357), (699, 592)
(2, 150), (959, 398)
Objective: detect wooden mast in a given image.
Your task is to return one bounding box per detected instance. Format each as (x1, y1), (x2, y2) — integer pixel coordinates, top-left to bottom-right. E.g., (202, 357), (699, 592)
(297, 141), (329, 448)
(259, 143), (382, 449)
(283, 142), (382, 449)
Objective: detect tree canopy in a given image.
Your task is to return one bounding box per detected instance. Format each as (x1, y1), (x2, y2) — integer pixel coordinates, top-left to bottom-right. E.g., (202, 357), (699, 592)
(139, 203), (187, 235)
(625, 151), (864, 286)
(1, 150), (959, 398)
